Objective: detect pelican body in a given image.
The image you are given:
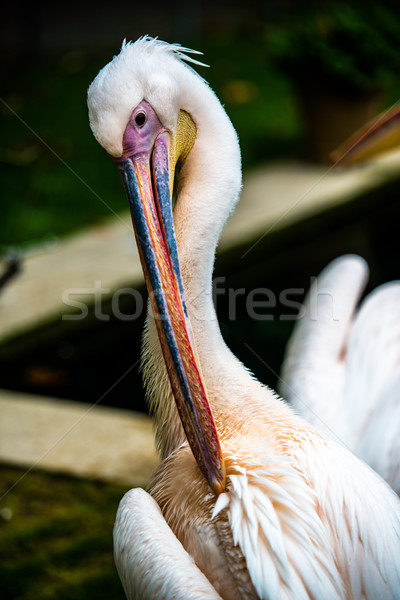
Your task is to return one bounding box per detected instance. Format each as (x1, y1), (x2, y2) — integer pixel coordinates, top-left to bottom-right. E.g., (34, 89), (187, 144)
(88, 38), (400, 599)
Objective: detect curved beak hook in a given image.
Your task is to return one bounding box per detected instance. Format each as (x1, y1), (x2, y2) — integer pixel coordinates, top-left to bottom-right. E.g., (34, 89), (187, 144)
(330, 103), (400, 165)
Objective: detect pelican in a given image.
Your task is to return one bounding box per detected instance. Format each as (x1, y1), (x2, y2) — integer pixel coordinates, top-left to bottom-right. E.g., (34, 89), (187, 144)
(87, 38), (400, 599)
(280, 105), (400, 495)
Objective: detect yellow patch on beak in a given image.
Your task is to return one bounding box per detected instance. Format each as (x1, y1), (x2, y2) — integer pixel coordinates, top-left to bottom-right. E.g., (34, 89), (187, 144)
(168, 110), (197, 191)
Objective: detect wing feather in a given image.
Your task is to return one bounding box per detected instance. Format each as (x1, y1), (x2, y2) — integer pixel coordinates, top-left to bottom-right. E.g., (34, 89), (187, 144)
(280, 255), (368, 438)
(280, 256), (400, 494)
(342, 282), (400, 448)
(114, 488), (222, 599)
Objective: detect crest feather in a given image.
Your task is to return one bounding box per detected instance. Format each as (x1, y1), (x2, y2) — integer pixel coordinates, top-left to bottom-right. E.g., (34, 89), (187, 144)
(122, 35), (208, 68)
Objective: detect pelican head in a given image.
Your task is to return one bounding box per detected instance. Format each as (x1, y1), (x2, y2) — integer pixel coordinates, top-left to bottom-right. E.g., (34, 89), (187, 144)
(87, 37), (240, 495)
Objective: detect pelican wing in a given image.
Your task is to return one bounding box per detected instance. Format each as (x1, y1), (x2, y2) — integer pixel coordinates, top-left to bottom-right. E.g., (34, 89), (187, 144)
(280, 256), (400, 493)
(355, 371), (400, 493)
(279, 255), (368, 440)
(114, 488), (222, 600)
(344, 281), (400, 468)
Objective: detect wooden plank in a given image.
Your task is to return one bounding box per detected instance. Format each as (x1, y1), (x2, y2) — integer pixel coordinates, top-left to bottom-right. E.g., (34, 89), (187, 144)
(0, 389), (158, 486)
(1, 154), (399, 346)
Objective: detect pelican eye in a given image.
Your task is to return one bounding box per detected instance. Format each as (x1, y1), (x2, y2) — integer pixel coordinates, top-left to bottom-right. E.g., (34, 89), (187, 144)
(135, 111), (146, 127)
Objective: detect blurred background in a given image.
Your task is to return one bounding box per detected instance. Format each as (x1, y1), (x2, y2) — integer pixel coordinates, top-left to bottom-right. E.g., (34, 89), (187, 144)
(1, 1), (400, 598)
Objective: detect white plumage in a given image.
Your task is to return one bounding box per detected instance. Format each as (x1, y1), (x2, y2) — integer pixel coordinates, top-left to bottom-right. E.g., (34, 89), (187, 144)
(280, 255), (400, 494)
(114, 488), (223, 599)
(88, 37), (400, 599)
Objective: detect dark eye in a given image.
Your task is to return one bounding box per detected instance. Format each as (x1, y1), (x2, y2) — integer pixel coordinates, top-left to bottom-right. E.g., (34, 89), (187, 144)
(135, 111), (146, 127)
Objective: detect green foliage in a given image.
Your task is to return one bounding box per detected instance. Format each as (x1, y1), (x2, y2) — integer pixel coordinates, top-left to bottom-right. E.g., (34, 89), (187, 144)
(189, 35), (300, 166)
(1, 37), (299, 250)
(0, 466), (127, 600)
(267, 2), (400, 95)
(1, 53), (126, 250)
(4, 24), (397, 249)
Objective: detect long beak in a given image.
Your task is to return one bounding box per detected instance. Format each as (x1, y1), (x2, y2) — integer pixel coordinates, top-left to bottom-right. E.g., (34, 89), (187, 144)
(330, 103), (400, 165)
(116, 130), (225, 495)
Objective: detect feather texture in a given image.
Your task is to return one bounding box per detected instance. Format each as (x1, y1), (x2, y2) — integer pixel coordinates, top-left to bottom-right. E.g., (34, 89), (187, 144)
(89, 37), (400, 600)
(114, 488), (223, 599)
(280, 255), (400, 493)
(148, 414), (400, 599)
